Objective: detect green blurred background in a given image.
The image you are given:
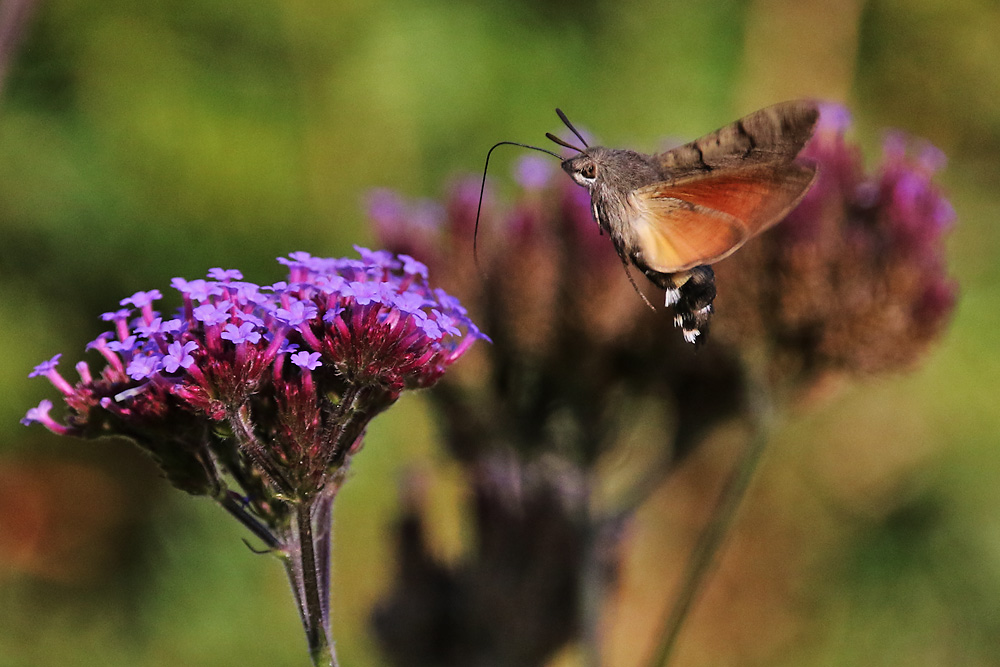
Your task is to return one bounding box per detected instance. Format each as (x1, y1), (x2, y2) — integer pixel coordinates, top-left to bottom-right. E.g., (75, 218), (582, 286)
(2, 0), (999, 665)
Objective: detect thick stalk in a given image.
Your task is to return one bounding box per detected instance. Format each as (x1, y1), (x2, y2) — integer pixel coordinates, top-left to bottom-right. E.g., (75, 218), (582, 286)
(579, 482), (603, 667)
(284, 500), (337, 667)
(312, 489), (335, 622)
(646, 372), (774, 667)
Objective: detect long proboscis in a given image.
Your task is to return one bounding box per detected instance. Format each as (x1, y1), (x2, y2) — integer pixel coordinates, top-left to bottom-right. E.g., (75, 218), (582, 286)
(473, 141), (562, 267)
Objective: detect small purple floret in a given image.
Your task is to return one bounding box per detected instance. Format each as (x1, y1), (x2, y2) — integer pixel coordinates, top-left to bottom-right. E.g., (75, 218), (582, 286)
(278, 340), (300, 355)
(354, 246), (398, 270)
(222, 322), (262, 345)
(399, 254), (429, 279)
(323, 305), (345, 323)
(290, 351), (322, 370)
(393, 291), (426, 314)
(236, 312), (265, 327)
(29, 354), (62, 378)
(208, 268), (244, 281)
(21, 399), (67, 434)
(121, 290), (163, 309)
(419, 318), (443, 340)
(275, 300), (319, 326)
(434, 312), (461, 337)
(346, 281), (383, 306)
(164, 341), (199, 373)
(21, 398), (52, 425)
(225, 282), (262, 302)
(102, 308), (131, 322)
(127, 354), (162, 380)
(175, 278), (224, 302)
(194, 301), (232, 326)
(135, 317), (168, 338)
(434, 289), (467, 316)
(107, 335), (138, 353)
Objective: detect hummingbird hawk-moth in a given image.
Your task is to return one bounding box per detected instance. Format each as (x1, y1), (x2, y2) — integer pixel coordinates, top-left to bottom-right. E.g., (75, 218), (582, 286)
(475, 100), (819, 344)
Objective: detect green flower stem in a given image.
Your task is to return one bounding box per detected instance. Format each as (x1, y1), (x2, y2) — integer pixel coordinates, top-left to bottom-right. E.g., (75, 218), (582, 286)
(578, 479), (602, 667)
(647, 364), (775, 667)
(284, 499), (337, 667)
(312, 492), (334, 623)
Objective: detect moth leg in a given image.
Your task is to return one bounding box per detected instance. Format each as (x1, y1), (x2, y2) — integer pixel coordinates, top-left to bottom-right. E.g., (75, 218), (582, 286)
(612, 242), (657, 311)
(592, 201), (604, 234)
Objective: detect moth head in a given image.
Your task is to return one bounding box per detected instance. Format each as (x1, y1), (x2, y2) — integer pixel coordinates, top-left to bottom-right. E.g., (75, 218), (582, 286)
(547, 108), (604, 190)
(561, 153), (600, 190)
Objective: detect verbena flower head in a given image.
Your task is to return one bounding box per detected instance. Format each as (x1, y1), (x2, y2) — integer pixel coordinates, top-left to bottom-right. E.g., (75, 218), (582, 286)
(23, 249), (487, 510)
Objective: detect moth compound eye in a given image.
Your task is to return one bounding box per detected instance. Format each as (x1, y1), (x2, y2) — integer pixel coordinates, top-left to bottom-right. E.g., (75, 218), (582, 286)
(581, 164), (596, 179)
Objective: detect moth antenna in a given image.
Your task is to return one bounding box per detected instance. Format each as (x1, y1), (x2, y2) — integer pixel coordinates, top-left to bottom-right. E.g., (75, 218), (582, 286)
(615, 252), (657, 312)
(546, 132), (584, 153)
(474, 141), (562, 269)
(555, 108), (589, 148)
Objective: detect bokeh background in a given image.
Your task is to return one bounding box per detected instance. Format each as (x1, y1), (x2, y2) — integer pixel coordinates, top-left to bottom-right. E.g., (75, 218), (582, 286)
(2, 0), (998, 665)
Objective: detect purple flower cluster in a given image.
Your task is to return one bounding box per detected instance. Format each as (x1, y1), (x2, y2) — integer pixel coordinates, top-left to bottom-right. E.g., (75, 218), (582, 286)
(23, 248), (487, 503)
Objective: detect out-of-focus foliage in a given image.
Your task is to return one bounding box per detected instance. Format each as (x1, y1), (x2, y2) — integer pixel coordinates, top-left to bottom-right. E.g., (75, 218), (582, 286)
(2, 0), (999, 665)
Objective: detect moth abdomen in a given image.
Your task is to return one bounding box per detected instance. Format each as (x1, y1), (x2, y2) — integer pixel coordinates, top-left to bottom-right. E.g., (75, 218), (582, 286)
(639, 264), (717, 345)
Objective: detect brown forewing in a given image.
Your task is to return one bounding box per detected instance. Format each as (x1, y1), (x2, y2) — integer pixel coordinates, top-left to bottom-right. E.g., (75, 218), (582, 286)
(657, 100), (819, 180)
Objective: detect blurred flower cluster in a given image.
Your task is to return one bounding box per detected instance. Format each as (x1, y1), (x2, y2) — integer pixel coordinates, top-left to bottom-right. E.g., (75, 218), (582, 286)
(23, 248), (486, 666)
(370, 156), (751, 667)
(367, 103), (957, 665)
(715, 104), (957, 385)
